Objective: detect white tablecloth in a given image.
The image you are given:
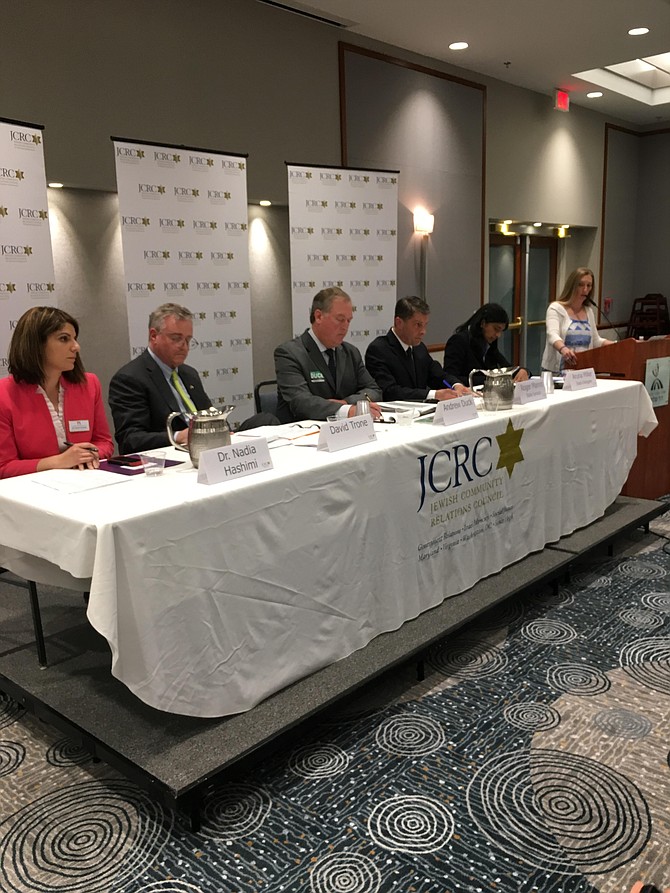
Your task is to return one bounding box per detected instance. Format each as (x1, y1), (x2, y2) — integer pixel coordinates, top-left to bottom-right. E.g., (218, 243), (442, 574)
(0, 381), (657, 716)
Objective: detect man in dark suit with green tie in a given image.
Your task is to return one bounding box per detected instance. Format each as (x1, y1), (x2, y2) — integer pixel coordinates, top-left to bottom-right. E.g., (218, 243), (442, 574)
(110, 303), (274, 453)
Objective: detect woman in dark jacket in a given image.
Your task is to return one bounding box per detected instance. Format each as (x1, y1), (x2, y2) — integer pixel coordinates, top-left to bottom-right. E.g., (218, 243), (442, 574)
(443, 303), (530, 387)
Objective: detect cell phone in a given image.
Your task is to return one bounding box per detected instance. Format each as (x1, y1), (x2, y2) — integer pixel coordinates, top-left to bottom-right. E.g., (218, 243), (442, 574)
(107, 455), (142, 467)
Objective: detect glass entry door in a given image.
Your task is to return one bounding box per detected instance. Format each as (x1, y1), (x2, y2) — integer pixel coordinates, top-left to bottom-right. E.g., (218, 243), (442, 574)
(489, 234), (557, 373)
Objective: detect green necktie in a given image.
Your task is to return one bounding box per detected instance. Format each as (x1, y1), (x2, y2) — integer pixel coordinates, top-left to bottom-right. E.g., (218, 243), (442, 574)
(171, 369), (197, 413)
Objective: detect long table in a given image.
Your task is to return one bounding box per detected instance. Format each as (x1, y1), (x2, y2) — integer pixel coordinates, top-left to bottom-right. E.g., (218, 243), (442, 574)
(0, 380), (657, 717)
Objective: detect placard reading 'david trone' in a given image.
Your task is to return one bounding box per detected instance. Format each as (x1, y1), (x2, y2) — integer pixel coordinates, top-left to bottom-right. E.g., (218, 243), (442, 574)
(318, 415), (377, 452)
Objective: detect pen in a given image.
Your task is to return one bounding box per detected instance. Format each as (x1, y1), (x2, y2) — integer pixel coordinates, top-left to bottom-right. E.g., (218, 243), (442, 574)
(64, 440), (99, 452)
(442, 379), (454, 389)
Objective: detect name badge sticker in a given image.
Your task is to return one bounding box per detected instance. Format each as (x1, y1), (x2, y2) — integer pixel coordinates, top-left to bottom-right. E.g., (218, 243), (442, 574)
(317, 414), (377, 451)
(197, 439), (273, 485)
(310, 370), (325, 381)
(68, 419), (91, 432)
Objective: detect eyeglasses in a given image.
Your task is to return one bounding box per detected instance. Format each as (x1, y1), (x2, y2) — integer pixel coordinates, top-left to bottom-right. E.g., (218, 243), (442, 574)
(163, 334), (192, 346)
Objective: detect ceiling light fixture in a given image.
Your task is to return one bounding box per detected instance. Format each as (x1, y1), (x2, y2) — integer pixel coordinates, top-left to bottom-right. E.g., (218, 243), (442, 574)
(628, 27), (649, 36)
(48, 182), (64, 188)
(533, 222), (542, 227)
(259, 200), (272, 206)
(449, 41), (468, 51)
(586, 91), (603, 98)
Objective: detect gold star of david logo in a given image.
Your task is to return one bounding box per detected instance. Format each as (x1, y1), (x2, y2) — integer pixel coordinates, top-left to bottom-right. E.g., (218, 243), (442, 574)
(496, 419), (525, 477)
(0, 207), (8, 217)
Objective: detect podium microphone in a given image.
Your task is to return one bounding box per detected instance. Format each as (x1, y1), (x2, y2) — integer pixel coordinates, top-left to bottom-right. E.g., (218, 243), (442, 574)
(586, 296), (621, 340)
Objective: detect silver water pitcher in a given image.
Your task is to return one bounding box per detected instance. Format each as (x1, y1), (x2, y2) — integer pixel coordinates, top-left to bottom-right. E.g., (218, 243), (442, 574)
(166, 406), (235, 468)
(468, 367), (516, 411)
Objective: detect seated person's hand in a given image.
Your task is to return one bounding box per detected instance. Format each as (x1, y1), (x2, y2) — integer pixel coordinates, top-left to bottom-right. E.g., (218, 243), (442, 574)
(346, 401), (382, 420)
(435, 383), (474, 400)
(61, 443), (99, 470)
(513, 369), (529, 382)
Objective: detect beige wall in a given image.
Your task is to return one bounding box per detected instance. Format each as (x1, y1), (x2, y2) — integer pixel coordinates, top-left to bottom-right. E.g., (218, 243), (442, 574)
(3, 0), (661, 390)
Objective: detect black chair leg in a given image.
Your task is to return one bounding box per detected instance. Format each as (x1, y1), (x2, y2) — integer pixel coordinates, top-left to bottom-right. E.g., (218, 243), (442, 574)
(28, 580), (48, 668)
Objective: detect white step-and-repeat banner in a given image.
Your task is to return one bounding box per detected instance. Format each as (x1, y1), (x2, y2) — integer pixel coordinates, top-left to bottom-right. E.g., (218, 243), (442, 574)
(287, 164), (398, 353)
(0, 118), (56, 373)
(113, 139), (255, 421)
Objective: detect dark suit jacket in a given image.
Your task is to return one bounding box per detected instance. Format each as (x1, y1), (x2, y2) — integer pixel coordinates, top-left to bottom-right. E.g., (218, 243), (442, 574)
(442, 330), (514, 387)
(109, 350), (212, 453)
(365, 330), (446, 401)
(274, 330), (382, 423)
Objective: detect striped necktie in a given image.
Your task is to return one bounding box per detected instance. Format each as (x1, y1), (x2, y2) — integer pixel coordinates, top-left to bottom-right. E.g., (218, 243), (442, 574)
(171, 369), (197, 413)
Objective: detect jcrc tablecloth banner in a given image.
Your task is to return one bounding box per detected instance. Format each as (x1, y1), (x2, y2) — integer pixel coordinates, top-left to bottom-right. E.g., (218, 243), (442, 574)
(0, 381), (656, 716)
(113, 138), (255, 421)
(0, 118), (57, 374)
(287, 163), (398, 353)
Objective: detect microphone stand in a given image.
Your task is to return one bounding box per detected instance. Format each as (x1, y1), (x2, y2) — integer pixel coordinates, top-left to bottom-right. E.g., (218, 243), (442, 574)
(587, 298), (623, 341)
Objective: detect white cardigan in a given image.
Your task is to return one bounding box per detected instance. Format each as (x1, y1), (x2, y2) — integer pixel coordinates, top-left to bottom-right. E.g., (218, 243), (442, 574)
(541, 302), (606, 373)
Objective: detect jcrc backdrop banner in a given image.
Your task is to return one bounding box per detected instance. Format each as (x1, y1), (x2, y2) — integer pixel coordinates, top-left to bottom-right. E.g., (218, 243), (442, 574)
(287, 163), (398, 353)
(113, 139), (254, 421)
(0, 118), (56, 376)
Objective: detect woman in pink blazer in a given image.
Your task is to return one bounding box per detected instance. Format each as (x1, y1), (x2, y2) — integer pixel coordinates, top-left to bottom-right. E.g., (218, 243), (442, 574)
(0, 306), (114, 478)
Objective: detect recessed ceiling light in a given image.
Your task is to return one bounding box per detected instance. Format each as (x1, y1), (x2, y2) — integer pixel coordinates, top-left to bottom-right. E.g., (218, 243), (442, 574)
(48, 182), (64, 188)
(503, 219), (513, 225)
(449, 41), (468, 51)
(628, 27), (649, 36)
(259, 200), (272, 206)
(533, 222), (542, 227)
(586, 91), (603, 98)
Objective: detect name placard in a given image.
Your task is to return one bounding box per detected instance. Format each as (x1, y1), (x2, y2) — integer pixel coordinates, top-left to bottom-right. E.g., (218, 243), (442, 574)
(197, 439), (273, 484)
(432, 395), (478, 426)
(318, 414), (377, 451)
(514, 379), (547, 404)
(563, 368), (597, 391)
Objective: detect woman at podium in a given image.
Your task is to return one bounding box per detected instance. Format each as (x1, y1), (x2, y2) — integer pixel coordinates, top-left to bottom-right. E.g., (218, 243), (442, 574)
(542, 267), (614, 373)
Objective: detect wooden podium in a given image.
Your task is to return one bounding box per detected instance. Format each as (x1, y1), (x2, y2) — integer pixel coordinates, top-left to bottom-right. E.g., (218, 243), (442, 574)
(575, 337), (670, 499)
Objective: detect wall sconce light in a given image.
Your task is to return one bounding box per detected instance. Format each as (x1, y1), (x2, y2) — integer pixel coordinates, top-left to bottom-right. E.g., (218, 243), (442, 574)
(555, 224), (570, 239)
(413, 207), (434, 235)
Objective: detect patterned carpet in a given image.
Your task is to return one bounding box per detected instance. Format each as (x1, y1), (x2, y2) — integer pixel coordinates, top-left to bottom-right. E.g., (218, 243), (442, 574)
(1, 514), (669, 892)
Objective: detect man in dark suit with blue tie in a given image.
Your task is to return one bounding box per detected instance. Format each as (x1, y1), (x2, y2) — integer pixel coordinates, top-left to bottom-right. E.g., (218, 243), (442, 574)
(365, 296), (470, 402)
(274, 287), (382, 423)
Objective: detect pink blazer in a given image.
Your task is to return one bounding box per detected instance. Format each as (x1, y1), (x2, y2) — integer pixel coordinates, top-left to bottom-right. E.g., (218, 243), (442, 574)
(0, 373), (114, 478)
